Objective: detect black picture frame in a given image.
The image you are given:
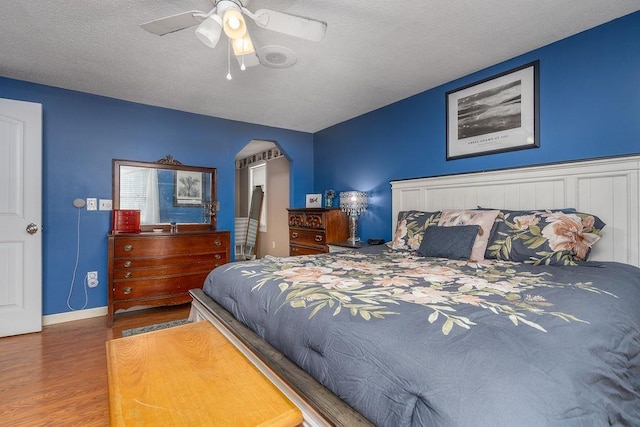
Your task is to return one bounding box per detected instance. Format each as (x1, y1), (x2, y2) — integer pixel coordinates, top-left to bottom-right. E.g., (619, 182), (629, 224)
(174, 170), (204, 206)
(446, 61), (539, 160)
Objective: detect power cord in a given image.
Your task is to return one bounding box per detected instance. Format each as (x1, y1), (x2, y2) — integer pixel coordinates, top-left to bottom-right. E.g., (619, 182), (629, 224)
(67, 201), (88, 310)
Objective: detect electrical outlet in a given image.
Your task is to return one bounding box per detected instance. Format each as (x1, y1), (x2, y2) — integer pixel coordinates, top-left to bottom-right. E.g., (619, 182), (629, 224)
(87, 271), (99, 288)
(272, 241), (276, 249)
(86, 198), (97, 211)
(99, 199), (113, 210)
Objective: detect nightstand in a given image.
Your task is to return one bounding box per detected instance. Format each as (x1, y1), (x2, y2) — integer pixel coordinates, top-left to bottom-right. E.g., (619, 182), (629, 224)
(287, 208), (349, 255)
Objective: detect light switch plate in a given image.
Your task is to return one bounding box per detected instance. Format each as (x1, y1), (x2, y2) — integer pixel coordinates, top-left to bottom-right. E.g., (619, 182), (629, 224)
(99, 199), (113, 210)
(87, 198), (97, 211)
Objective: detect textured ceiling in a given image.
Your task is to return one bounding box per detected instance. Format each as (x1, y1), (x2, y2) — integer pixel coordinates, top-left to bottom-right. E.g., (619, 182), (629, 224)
(1, 1), (639, 133)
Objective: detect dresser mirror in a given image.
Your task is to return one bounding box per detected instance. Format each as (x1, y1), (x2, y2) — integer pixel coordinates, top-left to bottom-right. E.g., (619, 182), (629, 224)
(113, 157), (217, 231)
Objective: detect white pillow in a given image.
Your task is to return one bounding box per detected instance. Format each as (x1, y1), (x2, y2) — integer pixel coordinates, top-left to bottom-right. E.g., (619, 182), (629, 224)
(438, 209), (500, 261)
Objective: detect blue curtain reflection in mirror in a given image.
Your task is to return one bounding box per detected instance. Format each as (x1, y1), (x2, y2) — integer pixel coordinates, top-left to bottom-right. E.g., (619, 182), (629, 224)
(120, 166), (212, 224)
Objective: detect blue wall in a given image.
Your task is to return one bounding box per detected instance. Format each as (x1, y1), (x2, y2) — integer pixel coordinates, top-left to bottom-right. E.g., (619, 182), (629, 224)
(2, 11), (639, 317)
(314, 11), (640, 242)
(0, 78), (314, 315)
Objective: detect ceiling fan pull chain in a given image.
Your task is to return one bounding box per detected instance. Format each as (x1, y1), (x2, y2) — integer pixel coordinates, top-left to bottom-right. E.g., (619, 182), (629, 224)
(226, 38), (232, 80)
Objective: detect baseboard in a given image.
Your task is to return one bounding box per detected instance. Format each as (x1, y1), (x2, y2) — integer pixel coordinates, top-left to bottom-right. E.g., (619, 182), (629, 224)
(43, 306), (108, 325)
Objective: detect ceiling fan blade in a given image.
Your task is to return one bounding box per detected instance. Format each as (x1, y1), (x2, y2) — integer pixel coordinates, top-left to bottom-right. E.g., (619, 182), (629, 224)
(251, 9), (327, 42)
(141, 10), (206, 36)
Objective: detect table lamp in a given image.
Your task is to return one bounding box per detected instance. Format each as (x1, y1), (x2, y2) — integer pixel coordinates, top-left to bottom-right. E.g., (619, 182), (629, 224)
(340, 191), (368, 244)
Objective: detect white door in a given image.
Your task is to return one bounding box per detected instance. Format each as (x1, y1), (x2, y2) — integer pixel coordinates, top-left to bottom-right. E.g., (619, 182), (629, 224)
(0, 98), (42, 337)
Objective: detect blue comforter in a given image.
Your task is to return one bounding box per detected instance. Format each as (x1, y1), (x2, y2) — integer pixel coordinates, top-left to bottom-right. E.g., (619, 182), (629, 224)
(203, 246), (640, 426)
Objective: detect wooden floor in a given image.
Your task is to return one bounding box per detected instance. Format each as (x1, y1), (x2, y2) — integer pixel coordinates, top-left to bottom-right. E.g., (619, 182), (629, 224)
(0, 304), (191, 427)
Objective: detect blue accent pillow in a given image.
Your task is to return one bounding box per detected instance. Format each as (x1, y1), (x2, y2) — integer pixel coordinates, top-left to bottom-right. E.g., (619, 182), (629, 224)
(417, 225), (480, 260)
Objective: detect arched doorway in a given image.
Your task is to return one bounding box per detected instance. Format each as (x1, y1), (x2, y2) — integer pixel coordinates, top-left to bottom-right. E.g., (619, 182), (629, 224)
(235, 140), (290, 258)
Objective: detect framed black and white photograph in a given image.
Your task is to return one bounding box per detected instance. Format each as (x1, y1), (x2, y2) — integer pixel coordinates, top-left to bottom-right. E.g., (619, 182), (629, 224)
(446, 61), (539, 160)
(305, 193), (322, 208)
(174, 170), (203, 206)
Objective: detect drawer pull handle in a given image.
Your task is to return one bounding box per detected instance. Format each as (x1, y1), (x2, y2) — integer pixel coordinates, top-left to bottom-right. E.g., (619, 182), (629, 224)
(122, 287), (133, 295)
(215, 240), (222, 246)
(123, 261), (132, 268)
(214, 254), (221, 259)
(123, 244), (133, 252)
(315, 235), (323, 242)
(291, 232), (299, 239)
(124, 272), (132, 279)
(291, 247), (298, 252)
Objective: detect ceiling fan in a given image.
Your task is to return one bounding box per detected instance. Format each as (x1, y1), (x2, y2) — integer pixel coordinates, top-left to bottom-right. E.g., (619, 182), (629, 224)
(141, 0), (327, 75)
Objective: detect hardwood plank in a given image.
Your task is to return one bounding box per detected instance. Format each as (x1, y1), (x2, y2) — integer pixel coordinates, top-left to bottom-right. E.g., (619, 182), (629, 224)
(0, 304), (190, 426)
(107, 321), (302, 426)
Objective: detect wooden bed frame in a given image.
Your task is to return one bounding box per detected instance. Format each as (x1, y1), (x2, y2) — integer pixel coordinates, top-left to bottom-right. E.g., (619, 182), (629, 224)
(191, 154), (640, 425)
(188, 289), (372, 427)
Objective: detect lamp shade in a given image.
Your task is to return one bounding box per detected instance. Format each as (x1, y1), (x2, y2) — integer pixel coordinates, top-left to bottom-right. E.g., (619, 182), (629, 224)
(223, 8), (247, 39)
(195, 14), (223, 48)
(232, 33), (255, 55)
(340, 191), (368, 215)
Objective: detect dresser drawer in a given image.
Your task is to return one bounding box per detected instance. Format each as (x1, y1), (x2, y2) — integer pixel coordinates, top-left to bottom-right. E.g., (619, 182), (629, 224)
(289, 244), (327, 256)
(112, 253), (227, 270)
(289, 229), (326, 246)
(112, 259), (220, 280)
(288, 212), (305, 227)
(288, 211), (326, 229)
(114, 234), (228, 258)
(113, 273), (208, 301)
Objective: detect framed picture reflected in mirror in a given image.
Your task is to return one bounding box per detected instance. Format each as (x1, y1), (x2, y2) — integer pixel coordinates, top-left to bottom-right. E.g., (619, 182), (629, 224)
(174, 170), (204, 206)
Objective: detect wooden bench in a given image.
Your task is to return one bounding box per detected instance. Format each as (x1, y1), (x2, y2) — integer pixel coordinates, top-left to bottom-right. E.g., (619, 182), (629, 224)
(106, 321), (303, 426)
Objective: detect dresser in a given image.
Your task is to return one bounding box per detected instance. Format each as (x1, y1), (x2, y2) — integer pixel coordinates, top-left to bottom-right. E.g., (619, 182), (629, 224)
(287, 208), (349, 255)
(107, 230), (230, 326)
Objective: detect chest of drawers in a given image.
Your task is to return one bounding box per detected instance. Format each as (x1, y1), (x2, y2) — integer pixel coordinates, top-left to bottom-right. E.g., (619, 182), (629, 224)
(111, 209), (140, 233)
(287, 208), (349, 255)
(107, 230), (230, 325)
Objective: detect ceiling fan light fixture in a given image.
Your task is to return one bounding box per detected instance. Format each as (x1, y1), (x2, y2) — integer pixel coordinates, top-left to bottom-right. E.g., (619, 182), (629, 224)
(232, 34), (255, 56)
(223, 8), (247, 39)
(142, 2), (326, 75)
(195, 14), (223, 48)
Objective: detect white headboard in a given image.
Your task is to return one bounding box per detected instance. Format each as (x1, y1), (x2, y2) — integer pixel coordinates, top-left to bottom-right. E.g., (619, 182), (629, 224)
(391, 155), (640, 267)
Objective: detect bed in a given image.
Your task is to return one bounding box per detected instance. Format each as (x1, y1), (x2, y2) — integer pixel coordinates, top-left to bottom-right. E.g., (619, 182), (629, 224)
(190, 155), (640, 426)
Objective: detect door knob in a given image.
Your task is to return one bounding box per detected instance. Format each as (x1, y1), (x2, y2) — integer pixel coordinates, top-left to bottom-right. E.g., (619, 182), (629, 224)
(26, 223), (39, 235)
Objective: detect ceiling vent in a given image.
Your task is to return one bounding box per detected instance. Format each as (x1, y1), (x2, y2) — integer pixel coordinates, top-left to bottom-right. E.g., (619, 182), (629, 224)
(257, 45), (297, 68)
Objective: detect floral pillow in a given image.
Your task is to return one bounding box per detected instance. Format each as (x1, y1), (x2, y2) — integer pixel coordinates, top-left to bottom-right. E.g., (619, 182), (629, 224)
(437, 209), (500, 261)
(484, 210), (606, 265)
(388, 210), (441, 251)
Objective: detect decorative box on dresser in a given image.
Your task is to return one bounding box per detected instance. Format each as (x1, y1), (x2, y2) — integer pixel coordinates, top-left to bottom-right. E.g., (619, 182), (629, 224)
(287, 208), (349, 255)
(107, 230), (230, 326)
